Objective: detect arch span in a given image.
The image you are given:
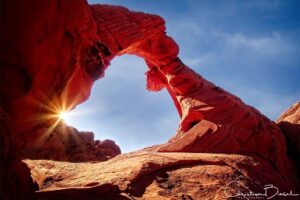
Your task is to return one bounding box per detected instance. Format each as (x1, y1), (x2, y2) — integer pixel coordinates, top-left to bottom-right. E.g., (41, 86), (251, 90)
(59, 4), (292, 178)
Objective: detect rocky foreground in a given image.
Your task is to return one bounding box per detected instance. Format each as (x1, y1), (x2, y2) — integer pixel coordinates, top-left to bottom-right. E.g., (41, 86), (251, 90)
(24, 152), (293, 199)
(22, 101), (300, 199)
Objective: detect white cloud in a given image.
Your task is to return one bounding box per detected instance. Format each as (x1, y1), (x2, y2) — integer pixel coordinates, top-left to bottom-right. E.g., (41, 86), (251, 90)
(184, 53), (216, 68)
(212, 31), (290, 56)
(227, 84), (300, 120)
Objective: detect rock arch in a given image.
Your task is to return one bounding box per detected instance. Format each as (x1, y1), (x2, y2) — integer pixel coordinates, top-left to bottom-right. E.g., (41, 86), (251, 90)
(84, 5), (290, 178)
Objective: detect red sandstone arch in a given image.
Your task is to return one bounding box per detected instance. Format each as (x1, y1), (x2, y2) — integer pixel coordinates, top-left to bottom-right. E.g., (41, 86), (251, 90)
(86, 5), (291, 178)
(0, 1), (292, 177)
(25, 4), (291, 184)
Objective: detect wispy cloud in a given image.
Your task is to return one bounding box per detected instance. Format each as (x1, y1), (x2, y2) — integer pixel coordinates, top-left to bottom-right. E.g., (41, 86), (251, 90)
(226, 84), (300, 120)
(212, 31), (291, 57)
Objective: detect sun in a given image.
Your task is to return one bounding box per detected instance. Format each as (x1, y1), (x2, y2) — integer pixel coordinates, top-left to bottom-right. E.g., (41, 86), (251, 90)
(59, 111), (69, 121)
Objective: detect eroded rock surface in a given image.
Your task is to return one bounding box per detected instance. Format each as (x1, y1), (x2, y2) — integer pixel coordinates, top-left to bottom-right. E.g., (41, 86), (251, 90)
(23, 123), (120, 162)
(0, 108), (38, 199)
(25, 152), (294, 199)
(88, 5), (293, 181)
(276, 101), (300, 188)
(0, 0), (112, 197)
(277, 101), (300, 149)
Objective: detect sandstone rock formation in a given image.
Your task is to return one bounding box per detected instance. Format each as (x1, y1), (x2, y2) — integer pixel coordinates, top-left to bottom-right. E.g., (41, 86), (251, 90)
(276, 101), (300, 187)
(23, 122), (121, 162)
(89, 4), (295, 183)
(0, 0), (109, 198)
(277, 101), (300, 155)
(0, 108), (38, 199)
(0, 0), (299, 199)
(25, 152), (293, 199)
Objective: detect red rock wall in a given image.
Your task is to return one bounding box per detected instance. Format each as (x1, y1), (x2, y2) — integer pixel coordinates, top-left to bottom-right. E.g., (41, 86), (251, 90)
(0, 108), (38, 198)
(0, 0), (100, 197)
(1, 0), (99, 143)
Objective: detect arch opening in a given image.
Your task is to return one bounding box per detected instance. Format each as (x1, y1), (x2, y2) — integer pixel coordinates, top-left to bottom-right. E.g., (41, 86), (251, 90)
(64, 55), (180, 153)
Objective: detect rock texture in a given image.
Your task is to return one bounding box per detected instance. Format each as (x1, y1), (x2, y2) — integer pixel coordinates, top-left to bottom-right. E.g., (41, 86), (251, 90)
(0, 0), (110, 198)
(277, 101), (300, 124)
(0, 0), (299, 199)
(0, 107), (38, 199)
(276, 101), (300, 187)
(24, 152), (295, 199)
(277, 101), (300, 153)
(89, 5), (292, 180)
(23, 122), (121, 162)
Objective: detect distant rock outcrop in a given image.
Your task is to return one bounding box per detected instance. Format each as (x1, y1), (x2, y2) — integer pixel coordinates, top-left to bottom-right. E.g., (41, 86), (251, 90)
(1, 0), (299, 199)
(22, 123), (120, 162)
(276, 101), (300, 185)
(277, 101), (300, 146)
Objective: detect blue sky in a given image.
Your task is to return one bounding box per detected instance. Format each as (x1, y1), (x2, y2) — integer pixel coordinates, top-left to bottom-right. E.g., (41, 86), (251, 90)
(65, 0), (300, 153)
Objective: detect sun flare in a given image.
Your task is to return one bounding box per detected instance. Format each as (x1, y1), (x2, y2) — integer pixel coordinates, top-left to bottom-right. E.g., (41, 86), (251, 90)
(59, 111), (69, 121)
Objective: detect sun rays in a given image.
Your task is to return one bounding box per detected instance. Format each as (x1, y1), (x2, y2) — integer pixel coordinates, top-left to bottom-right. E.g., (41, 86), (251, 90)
(58, 111), (71, 121)
(29, 91), (84, 137)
